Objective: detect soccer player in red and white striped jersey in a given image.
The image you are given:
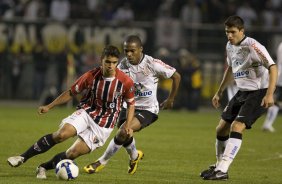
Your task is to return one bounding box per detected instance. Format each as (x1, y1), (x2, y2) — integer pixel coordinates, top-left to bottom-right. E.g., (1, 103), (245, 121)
(7, 45), (135, 180)
(84, 35), (181, 175)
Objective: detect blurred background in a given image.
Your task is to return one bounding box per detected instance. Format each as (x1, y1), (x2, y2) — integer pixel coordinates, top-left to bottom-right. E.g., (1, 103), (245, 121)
(0, 0), (282, 110)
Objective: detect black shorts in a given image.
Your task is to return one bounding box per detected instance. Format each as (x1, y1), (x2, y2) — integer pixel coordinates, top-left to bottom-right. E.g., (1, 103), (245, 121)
(221, 89), (267, 129)
(117, 108), (158, 129)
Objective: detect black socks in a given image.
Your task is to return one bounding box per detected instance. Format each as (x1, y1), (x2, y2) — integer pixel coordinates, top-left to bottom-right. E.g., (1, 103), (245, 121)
(21, 134), (56, 161)
(40, 152), (67, 170)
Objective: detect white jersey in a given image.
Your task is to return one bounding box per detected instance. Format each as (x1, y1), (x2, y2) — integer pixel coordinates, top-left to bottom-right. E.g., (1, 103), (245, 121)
(226, 36), (275, 91)
(118, 54), (176, 114)
(276, 42), (282, 86)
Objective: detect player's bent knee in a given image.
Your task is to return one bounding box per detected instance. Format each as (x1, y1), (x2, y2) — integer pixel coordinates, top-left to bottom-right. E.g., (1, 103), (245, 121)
(53, 132), (69, 143)
(115, 129), (130, 143)
(66, 148), (80, 159)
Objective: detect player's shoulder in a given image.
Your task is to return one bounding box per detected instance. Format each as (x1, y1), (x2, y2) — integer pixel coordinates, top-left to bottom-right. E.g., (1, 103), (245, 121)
(242, 36), (262, 47)
(143, 54), (167, 67)
(118, 58), (129, 70)
(116, 68), (133, 82)
(82, 67), (101, 78)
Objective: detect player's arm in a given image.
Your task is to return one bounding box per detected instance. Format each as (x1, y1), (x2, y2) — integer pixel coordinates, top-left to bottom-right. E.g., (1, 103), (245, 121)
(122, 102), (135, 136)
(261, 64), (278, 108)
(212, 66), (233, 108)
(160, 71), (181, 109)
(121, 78), (135, 135)
(38, 90), (73, 114)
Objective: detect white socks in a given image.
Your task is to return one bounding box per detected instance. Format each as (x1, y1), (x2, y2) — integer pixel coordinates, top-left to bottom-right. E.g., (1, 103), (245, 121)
(262, 105), (279, 129)
(98, 137), (138, 164)
(98, 138), (122, 165)
(216, 137), (242, 173)
(215, 139), (228, 167)
(124, 138), (138, 160)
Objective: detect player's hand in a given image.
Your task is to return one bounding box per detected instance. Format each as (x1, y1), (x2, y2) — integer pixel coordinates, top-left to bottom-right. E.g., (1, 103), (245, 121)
(38, 106), (50, 115)
(123, 125), (133, 137)
(212, 93), (221, 109)
(160, 99), (174, 110)
(261, 94), (274, 108)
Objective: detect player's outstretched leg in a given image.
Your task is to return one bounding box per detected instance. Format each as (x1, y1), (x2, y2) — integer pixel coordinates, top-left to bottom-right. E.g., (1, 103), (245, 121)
(7, 134), (57, 167)
(84, 137), (122, 174)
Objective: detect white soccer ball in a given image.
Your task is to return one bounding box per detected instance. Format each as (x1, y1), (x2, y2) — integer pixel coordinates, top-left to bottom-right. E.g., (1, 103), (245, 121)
(55, 159), (79, 180)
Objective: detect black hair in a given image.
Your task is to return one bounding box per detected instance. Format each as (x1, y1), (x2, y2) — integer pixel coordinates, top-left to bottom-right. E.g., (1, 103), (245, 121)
(124, 35), (142, 47)
(101, 45), (120, 59)
(224, 15), (244, 30)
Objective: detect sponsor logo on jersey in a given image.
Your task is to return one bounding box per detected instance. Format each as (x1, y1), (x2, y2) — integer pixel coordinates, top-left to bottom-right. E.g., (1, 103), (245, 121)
(134, 82), (152, 97)
(93, 136), (100, 144)
(233, 70), (249, 79)
(136, 90), (152, 97)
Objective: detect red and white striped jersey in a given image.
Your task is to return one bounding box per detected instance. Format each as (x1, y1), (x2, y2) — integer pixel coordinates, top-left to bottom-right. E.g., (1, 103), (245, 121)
(226, 36), (275, 91)
(118, 54), (176, 114)
(70, 67), (135, 128)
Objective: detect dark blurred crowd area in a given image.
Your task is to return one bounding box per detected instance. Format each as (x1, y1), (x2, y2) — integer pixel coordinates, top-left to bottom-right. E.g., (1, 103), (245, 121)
(0, 0), (282, 111)
(0, 0), (282, 26)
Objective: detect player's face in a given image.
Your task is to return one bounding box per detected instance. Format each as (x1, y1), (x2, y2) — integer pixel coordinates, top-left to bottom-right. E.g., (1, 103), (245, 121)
(101, 56), (119, 77)
(225, 26), (244, 45)
(123, 42), (143, 65)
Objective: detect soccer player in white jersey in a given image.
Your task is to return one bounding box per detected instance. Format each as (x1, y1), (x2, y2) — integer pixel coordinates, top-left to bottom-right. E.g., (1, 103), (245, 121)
(7, 45), (136, 179)
(200, 15), (277, 180)
(84, 35), (181, 174)
(262, 42), (282, 132)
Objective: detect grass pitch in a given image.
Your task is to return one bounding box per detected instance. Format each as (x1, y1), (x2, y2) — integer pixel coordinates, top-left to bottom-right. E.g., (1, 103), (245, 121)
(0, 105), (282, 184)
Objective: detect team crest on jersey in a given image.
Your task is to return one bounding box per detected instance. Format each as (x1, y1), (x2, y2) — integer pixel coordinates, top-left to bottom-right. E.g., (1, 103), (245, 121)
(93, 136), (100, 144)
(114, 91), (122, 99)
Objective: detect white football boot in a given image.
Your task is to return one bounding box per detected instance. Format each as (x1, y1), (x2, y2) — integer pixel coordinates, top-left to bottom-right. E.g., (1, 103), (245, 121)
(36, 166), (47, 179)
(7, 156), (24, 167)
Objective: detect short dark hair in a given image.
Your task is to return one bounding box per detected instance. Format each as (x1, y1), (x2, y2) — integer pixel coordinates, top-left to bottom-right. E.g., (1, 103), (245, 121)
(224, 15), (244, 30)
(101, 45), (120, 59)
(124, 35), (142, 47)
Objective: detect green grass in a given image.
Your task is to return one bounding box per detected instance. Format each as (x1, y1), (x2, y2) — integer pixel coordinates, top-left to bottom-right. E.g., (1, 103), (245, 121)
(0, 106), (282, 184)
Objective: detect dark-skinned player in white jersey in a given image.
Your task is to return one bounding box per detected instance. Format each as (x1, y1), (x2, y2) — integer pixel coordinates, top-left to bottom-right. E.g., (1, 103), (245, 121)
(84, 35), (181, 175)
(200, 15), (277, 180)
(7, 45), (135, 179)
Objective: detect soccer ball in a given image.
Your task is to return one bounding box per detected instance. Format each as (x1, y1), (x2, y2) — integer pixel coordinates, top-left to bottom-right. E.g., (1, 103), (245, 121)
(55, 159), (79, 180)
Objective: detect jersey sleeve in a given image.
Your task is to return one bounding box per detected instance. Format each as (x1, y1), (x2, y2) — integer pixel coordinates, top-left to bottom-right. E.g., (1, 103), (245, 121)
(151, 59), (176, 78)
(70, 71), (92, 95)
(225, 45), (232, 66)
(250, 40), (275, 69)
(123, 77), (135, 106)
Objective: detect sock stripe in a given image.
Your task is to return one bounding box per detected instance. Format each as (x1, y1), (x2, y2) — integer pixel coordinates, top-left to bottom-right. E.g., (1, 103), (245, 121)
(230, 131), (242, 139)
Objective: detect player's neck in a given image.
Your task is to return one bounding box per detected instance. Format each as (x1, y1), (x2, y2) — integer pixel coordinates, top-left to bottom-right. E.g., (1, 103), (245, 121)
(130, 53), (143, 65)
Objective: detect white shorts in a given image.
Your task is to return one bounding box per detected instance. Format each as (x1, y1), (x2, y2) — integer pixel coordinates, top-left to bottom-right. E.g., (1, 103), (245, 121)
(60, 109), (113, 151)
